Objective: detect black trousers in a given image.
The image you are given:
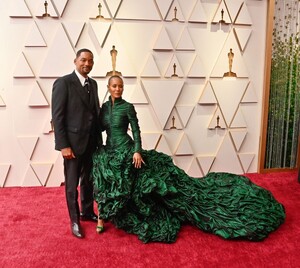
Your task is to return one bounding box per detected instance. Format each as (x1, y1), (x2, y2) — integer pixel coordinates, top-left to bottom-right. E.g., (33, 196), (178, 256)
(63, 138), (96, 223)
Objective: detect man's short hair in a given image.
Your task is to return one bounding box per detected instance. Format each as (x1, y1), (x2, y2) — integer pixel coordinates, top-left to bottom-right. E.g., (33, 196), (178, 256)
(76, 48), (93, 58)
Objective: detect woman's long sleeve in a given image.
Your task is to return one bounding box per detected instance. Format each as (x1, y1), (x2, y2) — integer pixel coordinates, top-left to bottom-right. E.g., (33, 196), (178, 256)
(127, 104), (142, 153)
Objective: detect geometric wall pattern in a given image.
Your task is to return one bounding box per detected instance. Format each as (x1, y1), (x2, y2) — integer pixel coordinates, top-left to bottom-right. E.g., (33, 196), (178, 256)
(0, 0), (267, 186)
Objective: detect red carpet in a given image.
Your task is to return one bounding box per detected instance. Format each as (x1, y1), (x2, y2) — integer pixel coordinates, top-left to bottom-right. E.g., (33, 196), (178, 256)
(0, 172), (299, 268)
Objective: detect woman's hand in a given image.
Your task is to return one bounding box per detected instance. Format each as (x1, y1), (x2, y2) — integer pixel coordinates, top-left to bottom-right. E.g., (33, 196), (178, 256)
(132, 152), (145, 168)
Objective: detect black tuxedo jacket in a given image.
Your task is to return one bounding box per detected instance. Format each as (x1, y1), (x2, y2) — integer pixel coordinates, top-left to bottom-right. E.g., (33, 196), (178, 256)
(51, 71), (101, 156)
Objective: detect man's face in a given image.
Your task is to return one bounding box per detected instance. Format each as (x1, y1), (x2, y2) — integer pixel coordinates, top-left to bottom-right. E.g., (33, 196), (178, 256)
(74, 51), (94, 77)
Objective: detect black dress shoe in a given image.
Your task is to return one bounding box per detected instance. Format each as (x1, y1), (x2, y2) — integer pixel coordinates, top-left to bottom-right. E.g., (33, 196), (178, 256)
(80, 212), (98, 222)
(71, 222), (84, 238)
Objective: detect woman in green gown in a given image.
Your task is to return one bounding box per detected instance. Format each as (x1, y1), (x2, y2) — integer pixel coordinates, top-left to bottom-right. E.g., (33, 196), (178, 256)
(92, 75), (285, 243)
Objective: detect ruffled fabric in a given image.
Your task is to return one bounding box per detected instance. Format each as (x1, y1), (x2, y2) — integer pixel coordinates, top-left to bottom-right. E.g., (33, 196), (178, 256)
(92, 97), (285, 243)
(93, 146), (285, 243)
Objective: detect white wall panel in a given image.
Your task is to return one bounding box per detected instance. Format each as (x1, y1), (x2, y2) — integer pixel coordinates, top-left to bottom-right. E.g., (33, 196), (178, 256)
(0, 0), (268, 186)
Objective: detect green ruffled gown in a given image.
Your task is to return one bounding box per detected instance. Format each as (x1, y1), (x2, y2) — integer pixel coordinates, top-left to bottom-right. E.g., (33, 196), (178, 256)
(92, 97), (285, 243)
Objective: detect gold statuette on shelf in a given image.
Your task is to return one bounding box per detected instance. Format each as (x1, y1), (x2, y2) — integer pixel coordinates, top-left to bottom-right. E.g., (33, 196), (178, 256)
(96, 3), (104, 19)
(223, 48), (237, 77)
(172, 7), (179, 21)
(171, 63), (178, 77)
(215, 115), (221, 129)
(42, 0), (51, 17)
(219, 9), (225, 24)
(170, 116), (177, 129)
(106, 45), (122, 76)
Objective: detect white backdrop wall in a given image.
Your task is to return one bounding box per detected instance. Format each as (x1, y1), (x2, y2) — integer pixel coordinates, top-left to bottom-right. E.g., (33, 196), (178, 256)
(0, 0), (268, 187)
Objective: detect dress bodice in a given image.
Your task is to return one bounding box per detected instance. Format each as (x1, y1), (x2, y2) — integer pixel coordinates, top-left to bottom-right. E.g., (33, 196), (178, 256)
(101, 97), (141, 153)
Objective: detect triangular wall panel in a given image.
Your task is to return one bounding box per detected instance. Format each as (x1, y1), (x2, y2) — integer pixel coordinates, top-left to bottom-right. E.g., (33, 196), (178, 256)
(25, 21), (47, 47)
(198, 81), (217, 104)
(126, 82), (148, 104)
(42, 113), (54, 134)
(95, 80), (109, 103)
(0, 95), (6, 107)
(89, 2), (111, 19)
(123, 83), (148, 104)
(28, 81), (49, 107)
(175, 134), (194, 155)
(134, 106), (161, 133)
(114, 22), (162, 74)
(212, 1), (231, 24)
(89, 21), (111, 48)
(230, 106), (247, 128)
(173, 156), (194, 172)
(153, 26), (174, 50)
(210, 30), (249, 78)
(92, 26), (137, 77)
(229, 129), (247, 151)
(208, 106), (227, 129)
(141, 133), (161, 150)
(52, 0), (69, 17)
(178, 82), (205, 106)
(35, 0), (58, 18)
(176, 52), (198, 77)
(224, 0), (244, 23)
(155, 0), (173, 19)
(238, 153), (255, 173)
(17, 136), (39, 160)
(166, 108), (184, 130)
(39, 25), (75, 77)
(165, 55), (184, 77)
(211, 79), (248, 126)
(62, 21), (86, 47)
(140, 54), (161, 77)
(176, 105), (194, 128)
(197, 155), (215, 175)
(234, 3), (252, 25)
(142, 80), (184, 128)
(46, 154), (64, 187)
(234, 27), (252, 52)
(0, 164), (11, 187)
(22, 165), (43, 187)
(104, 0), (122, 18)
(165, 0), (185, 22)
(117, 0), (161, 21)
(156, 135), (172, 155)
(9, 0), (32, 17)
(188, 27), (228, 77)
(188, 0), (208, 23)
(176, 28), (195, 51)
(188, 55), (206, 78)
(241, 82), (258, 103)
(177, 0), (198, 22)
(13, 52), (35, 78)
(187, 157), (203, 177)
(31, 163), (53, 186)
(165, 23), (186, 49)
(210, 134), (243, 174)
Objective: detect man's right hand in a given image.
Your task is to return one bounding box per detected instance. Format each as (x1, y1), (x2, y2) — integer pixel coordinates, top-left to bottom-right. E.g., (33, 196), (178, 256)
(61, 147), (76, 159)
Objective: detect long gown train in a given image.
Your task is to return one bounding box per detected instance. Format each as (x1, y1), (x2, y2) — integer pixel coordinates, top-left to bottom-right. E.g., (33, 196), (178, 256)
(93, 145), (285, 243)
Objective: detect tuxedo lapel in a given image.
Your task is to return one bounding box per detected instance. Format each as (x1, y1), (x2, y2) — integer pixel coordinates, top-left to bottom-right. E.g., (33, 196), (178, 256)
(89, 82), (97, 107)
(71, 73), (91, 110)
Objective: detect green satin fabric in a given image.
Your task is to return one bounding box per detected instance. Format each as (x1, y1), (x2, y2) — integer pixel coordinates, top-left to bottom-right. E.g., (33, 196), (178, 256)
(92, 97), (285, 243)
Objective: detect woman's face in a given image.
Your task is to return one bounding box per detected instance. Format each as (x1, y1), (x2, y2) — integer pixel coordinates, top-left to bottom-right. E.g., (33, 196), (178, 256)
(108, 77), (124, 101)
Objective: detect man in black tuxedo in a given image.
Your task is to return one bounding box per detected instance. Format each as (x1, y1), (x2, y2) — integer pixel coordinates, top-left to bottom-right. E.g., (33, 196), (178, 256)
(51, 48), (102, 238)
